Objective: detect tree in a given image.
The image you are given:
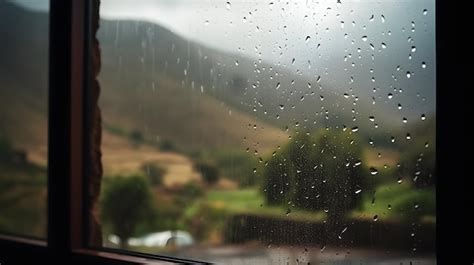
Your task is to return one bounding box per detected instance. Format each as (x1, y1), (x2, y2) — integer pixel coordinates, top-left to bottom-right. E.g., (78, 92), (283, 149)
(263, 152), (292, 205)
(194, 160), (219, 184)
(129, 130), (144, 146)
(141, 162), (166, 186)
(100, 176), (155, 248)
(262, 129), (366, 219)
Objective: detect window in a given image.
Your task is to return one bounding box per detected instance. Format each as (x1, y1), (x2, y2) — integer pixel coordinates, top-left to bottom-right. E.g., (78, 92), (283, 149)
(96, 0), (436, 263)
(0, 0), (49, 239)
(0, 0), (470, 264)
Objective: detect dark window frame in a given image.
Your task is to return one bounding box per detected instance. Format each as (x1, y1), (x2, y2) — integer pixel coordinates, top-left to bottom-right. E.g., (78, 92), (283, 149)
(0, 0), (471, 264)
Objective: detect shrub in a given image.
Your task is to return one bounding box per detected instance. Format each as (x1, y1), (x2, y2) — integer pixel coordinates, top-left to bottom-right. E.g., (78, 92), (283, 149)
(141, 163), (166, 186)
(194, 160), (219, 184)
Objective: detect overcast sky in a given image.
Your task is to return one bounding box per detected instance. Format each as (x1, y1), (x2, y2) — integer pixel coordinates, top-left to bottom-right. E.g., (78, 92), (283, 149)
(12, 0), (436, 115)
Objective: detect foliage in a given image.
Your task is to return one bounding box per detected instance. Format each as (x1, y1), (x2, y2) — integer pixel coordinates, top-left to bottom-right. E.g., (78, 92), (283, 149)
(100, 176), (156, 247)
(400, 143), (435, 188)
(355, 182), (435, 221)
(182, 181), (204, 199)
(141, 162), (166, 186)
(129, 130), (144, 146)
(194, 160), (220, 184)
(158, 138), (178, 152)
(262, 129), (367, 219)
(210, 150), (259, 187)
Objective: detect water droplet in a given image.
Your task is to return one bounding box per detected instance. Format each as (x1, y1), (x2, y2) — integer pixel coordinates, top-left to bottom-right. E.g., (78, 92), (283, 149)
(406, 71), (412, 78)
(242, 16), (247, 23)
(421, 114), (426, 120)
(423, 9), (428, 15)
(226, 1), (231, 10)
(305, 36), (311, 43)
(276, 82), (281, 89)
(421, 62), (426, 68)
(291, 58), (295, 65)
(381, 42), (387, 49)
(369, 116), (375, 122)
(387, 93), (393, 99)
(361, 35), (368, 42)
(381, 15), (385, 23)
(340, 21), (345, 28)
(351, 126), (359, 132)
(355, 189), (362, 194)
(235, 60), (239, 66)
(373, 215), (378, 221)
(411, 46), (417, 52)
(279, 104), (285, 110)
(406, 133), (411, 140)
(402, 117), (408, 124)
(370, 167), (378, 175)
(286, 208), (292, 216)
(253, 168), (257, 173)
(320, 245), (326, 252)
(388, 204), (392, 210)
(354, 160), (362, 167)
(204, 20), (210, 25)
(369, 14), (374, 21)
(398, 103), (402, 110)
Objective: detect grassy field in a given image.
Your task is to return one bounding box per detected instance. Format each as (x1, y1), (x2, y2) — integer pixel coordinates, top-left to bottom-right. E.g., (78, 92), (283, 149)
(0, 161), (47, 237)
(351, 182), (436, 223)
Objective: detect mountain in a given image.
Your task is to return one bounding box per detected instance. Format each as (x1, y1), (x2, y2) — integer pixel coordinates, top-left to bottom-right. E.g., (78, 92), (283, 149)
(1, 2), (416, 156)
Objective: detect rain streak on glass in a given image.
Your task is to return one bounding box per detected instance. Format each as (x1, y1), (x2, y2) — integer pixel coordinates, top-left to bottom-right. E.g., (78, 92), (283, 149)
(95, 0), (437, 263)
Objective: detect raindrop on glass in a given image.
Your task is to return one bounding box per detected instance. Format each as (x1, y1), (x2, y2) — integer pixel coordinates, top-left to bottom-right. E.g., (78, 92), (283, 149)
(370, 167), (378, 175)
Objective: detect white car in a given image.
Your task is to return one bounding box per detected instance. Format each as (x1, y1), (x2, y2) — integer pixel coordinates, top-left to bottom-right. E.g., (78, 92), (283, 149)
(108, 230), (194, 248)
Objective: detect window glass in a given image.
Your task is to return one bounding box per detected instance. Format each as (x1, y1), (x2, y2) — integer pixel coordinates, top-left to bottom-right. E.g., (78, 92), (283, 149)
(97, 0), (435, 263)
(0, 0), (49, 238)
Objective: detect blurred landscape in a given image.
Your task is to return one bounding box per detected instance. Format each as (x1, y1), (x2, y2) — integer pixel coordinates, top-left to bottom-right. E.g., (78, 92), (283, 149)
(1, 1), (435, 263)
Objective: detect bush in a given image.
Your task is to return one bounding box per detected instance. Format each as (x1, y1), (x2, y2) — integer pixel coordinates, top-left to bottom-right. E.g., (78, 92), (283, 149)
(194, 160), (219, 184)
(211, 150), (259, 187)
(129, 130), (144, 146)
(100, 176), (156, 248)
(141, 163), (166, 186)
(182, 182), (204, 199)
(158, 139), (177, 152)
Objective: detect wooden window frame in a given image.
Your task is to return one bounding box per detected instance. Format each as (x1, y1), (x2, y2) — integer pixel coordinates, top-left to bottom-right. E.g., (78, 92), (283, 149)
(0, 0), (471, 264)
